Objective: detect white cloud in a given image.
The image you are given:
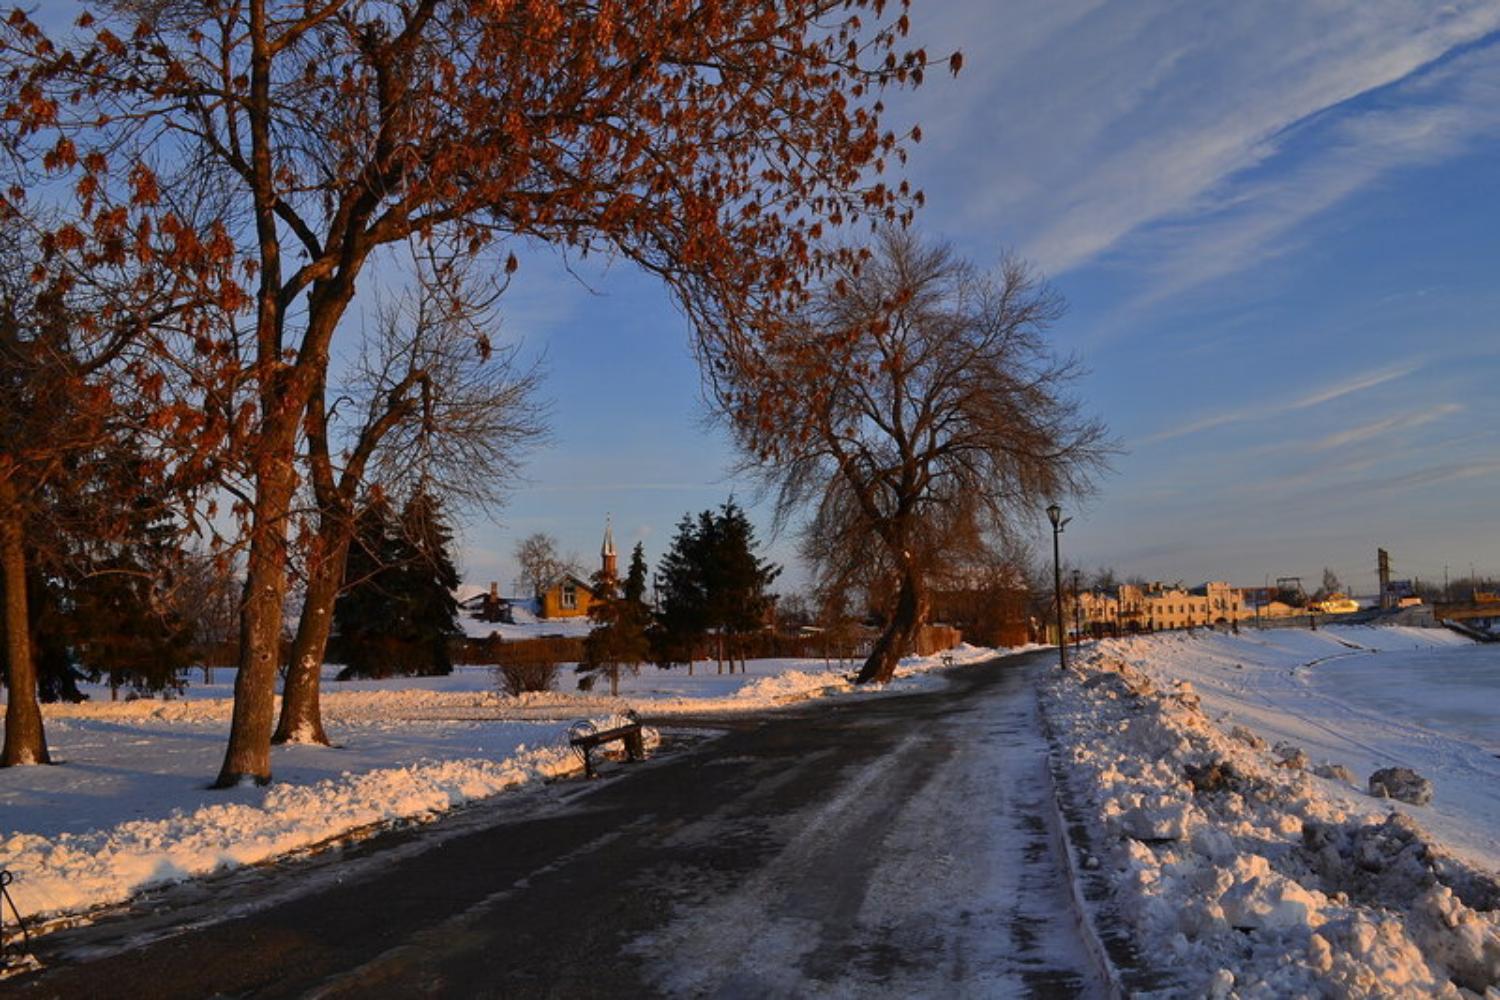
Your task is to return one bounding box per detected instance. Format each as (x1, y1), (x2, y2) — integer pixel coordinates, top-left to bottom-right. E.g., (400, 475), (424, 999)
(906, 1), (1500, 282)
(1306, 403), (1462, 451)
(1139, 362), (1421, 445)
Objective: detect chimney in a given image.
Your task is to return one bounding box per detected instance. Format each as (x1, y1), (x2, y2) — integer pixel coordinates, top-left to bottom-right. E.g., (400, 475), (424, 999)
(489, 581), (499, 599)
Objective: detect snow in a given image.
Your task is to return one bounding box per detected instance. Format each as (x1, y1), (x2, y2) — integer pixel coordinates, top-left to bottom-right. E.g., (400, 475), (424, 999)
(0, 644), (994, 930)
(632, 654), (1103, 997)
(455, 595), (594, 640)
(1042, 625), (1500, 997)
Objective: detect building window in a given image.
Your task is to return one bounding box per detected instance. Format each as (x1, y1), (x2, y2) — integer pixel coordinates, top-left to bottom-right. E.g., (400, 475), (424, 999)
(561, 582), (577, 609)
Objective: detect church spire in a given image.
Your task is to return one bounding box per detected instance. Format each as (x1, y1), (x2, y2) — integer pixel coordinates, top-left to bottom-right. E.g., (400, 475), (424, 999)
(601, 514), (617, 579)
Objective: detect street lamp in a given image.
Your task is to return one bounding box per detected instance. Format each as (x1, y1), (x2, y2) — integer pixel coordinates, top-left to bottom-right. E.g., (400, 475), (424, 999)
(1046, 502), (1070, 669)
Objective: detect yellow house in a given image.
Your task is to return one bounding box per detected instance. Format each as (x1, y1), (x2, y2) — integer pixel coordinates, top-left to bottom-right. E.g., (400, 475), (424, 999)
(537, 573), (599, 619)
(535, 518), (617, 619)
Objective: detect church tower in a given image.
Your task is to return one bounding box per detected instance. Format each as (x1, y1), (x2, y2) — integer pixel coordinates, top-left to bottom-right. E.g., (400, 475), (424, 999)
(601, 515), (617, 580)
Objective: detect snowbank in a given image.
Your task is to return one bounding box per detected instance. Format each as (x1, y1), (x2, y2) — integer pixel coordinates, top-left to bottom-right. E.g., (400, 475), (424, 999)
(0, 645), (1000, 930)
(0, 714), (651, 926)
(1042, 629), (1500, 997)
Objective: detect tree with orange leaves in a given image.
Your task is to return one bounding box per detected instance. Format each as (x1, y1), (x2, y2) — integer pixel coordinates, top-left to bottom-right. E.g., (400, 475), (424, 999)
(2, 1), (949, 786)
(0, 209), (194, 766)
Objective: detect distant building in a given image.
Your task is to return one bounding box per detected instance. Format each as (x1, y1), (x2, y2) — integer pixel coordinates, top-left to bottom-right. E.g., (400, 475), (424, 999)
(537, 518), (616, 619)
(1312, 593), (1359, 615)
(928, 585), (1033, 648)
(1075, 581), (1249, 633)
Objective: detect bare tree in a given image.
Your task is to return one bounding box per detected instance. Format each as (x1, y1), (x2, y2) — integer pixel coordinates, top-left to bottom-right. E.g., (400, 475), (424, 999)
(713, 229), (1111, 683)
(1316, 567), (1343, 601)
(273, 269), (545, 745)
(168, 548), (242, 683)
(514, 534), (571, 598)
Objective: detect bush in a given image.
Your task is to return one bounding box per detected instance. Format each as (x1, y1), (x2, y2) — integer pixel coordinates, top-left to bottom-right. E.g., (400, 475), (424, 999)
(495, 660), (559, 697)
(488, 637), (579, 696)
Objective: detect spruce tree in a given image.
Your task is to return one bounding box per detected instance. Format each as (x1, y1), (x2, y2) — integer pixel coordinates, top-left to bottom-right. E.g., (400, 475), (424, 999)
(333, 491), (462, 678)
(624, 542), (649, 606)
(709, 500), (780, 671)
(581, 566), (649, 697)
(654, 502), (779, 672)
(397, 491), (462, 676)
(656, 514), (709, 669)
(333, 498), (401, 678)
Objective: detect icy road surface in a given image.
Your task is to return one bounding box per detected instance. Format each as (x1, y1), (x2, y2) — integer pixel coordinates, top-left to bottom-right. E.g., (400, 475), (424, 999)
(12, 651), (1103, 999)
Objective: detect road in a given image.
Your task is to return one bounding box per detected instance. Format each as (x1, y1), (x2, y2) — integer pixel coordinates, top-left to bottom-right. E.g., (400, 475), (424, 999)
(5, 650), (1103, 998)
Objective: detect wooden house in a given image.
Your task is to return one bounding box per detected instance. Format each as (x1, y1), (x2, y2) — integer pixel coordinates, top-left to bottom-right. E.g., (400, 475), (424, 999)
(535, 517), (616, 619)
(537, 573), (598, 619)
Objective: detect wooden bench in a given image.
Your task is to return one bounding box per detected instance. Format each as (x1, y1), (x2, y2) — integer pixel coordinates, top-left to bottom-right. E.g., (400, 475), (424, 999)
(569, 721), (646, 779)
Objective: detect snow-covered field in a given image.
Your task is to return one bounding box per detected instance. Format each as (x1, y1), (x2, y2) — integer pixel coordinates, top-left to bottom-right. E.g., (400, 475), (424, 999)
(0, 645), (997, 930)
(1043, 626), (1500, 997)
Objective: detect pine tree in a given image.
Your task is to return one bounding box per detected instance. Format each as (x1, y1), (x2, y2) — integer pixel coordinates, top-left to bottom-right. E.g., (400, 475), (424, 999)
(333, 492), (462, 679)
(397, 491), (462, 676)
(712, 500), (781, 671)
(624, 543), (649, 606)
(581, 566), (650, 697)
(332, 499), (402, 678)
(654, 503), (779, 673)
(656, 515), (710, 670)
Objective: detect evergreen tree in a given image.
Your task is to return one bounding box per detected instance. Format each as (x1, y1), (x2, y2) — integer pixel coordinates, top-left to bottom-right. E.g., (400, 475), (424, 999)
(333, 491), (461, 678)
(623, 543), (649, 606)
(712, 500), (781, 671)
(332, 498), (401, 678)
(656, 514), (710, 669)
(397, 491), (462, 676)
(654, 502), (779, 673)
(580, 567), (650, 697)
(1, 462), (194, 702)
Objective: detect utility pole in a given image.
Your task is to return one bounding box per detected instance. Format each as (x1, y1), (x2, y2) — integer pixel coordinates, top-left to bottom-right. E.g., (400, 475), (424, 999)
(1378, 548), (1392, 610)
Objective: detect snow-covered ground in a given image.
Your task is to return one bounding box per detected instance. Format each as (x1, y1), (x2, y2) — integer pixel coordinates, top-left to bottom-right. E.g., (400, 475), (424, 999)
(0, 645), (998, 930)
(1043, 626), (1500, 997)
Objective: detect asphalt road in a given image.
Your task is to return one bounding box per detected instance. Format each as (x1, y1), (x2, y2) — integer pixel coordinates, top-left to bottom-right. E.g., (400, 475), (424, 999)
(5, 650), (1102, 999)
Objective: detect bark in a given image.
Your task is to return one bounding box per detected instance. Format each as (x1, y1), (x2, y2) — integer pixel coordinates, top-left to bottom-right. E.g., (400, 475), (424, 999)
(857, 556), (926, 685)
(272, 529), (347, 745)
(213, 430), (297, 787)
(0, 484), (50, 766)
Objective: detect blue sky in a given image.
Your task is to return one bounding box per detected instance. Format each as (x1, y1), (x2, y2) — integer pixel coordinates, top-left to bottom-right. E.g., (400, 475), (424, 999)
(435, 2), (1500, 598)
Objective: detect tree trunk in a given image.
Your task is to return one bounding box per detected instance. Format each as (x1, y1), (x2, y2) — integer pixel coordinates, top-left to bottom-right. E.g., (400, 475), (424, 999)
(214, 440), (297, 787)
(857, 558), (925, 685)
(0, 488), (50, 766)
(272, 529), (348, 745)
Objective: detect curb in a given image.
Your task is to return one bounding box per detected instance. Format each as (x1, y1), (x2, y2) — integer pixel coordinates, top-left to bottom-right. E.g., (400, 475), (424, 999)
(1037, 743), (1126, 1000)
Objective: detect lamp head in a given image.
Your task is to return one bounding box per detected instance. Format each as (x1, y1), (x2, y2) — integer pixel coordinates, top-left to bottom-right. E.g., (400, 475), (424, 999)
(1046, 502), (1062, 528)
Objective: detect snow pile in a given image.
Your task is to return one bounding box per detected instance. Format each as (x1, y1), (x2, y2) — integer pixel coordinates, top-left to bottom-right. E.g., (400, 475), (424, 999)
(0, 714), (653, 924)
(0, 646), (1004, 931)
(23, 646), (994, 725)
(1043, 645), (1500, 998)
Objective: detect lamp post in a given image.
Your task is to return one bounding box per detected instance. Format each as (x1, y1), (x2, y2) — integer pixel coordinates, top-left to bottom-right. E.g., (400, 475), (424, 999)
(1047, 502), (1070, 669)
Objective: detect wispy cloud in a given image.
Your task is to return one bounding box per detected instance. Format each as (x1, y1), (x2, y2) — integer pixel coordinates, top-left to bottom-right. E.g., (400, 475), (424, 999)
(519, 482), (723, 493)
(1119, 47), (1500, 308)
(1140, 362), (1420, 445)
(1306, 403), (1462, 451)
(908, 2), (1500, 286)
